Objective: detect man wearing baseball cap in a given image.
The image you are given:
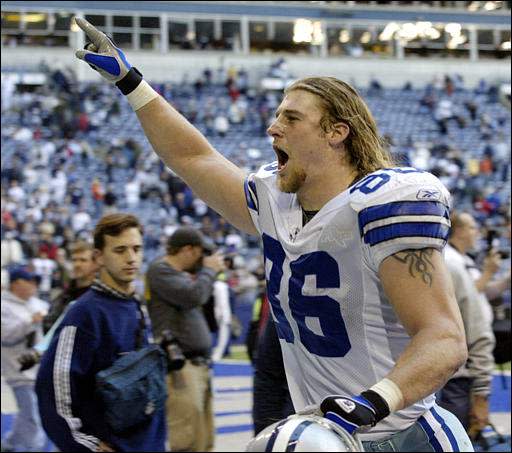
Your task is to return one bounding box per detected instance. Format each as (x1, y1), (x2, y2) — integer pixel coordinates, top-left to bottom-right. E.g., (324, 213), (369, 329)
(1, 267), (47, 452)
(146, 227), (225, 452)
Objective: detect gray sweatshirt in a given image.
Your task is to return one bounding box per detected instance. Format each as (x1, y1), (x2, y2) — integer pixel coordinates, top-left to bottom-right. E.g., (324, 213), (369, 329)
(444, 244), (495, 396)
(145, 257), (217, 357)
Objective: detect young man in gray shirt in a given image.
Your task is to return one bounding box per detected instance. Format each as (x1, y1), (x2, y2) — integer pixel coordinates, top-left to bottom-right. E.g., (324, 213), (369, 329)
(145, 227), (224, 452)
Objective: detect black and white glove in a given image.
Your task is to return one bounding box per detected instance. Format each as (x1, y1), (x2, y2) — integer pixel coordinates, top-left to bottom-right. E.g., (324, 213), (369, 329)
(320, 391), (390, 434)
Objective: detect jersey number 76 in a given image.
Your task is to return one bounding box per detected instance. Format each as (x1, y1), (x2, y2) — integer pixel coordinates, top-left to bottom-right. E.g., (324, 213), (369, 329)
(263, 234), (351, 358)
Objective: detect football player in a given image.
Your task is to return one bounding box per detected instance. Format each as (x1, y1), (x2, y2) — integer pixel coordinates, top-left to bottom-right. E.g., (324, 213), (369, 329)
(74, 18), (473, 451)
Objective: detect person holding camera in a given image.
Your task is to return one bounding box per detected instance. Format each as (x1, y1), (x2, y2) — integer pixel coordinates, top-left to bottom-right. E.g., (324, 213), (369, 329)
(17, 241), (99, 373)
(1, 267), (47, 452)
(145, 227), (225, 452)
(439, 211), (496, 439)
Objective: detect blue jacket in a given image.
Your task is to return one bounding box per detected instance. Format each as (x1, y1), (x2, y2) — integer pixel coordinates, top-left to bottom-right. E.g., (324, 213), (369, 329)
(35, 282), (166, 452)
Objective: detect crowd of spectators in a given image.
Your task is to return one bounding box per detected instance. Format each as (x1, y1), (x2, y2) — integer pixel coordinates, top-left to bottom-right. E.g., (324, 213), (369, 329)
(1, 62), (510, 336)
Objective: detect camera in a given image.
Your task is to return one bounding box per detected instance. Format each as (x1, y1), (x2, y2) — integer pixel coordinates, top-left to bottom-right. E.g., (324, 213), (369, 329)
(18, 349), (41, 372)
(159, 330), (185, 372)
(497, 248), (510, 260)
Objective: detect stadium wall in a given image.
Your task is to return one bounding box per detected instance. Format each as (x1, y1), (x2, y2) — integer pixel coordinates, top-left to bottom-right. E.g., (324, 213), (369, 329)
(1, 46), (510, 88)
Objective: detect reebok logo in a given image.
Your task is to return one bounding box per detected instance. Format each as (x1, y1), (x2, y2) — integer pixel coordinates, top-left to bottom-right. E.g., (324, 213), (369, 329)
(336, 398), (356, 413)
(416, 187), (441, 201)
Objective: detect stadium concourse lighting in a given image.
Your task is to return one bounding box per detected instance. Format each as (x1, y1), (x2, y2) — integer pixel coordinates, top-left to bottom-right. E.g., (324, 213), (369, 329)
(70, 20), (80, 32)
(445, 23), (462, 35)
(339, 29), (350, 43)
(379, 22), (400, 41)
(360, 31), (371, 44)
(444, 23), (467, 49)
(293, 18), (313, 43)
(379, 22), (441, 42)
(484, 1), (501, 10)
(293, 19), (323, 44)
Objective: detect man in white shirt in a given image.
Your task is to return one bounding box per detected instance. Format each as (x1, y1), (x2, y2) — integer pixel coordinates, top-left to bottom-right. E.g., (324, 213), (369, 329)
(1, 267), (47, 452)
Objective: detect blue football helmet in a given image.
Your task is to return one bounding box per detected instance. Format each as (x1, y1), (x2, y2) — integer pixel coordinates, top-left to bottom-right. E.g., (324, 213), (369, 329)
(245, 414), (365, 452)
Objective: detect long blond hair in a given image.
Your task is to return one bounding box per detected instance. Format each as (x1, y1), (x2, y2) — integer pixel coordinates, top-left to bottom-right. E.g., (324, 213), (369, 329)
(285, 77), (394, 178)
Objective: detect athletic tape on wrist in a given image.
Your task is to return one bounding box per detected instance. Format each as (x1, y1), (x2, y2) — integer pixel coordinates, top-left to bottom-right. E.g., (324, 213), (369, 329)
(369, 378), (404, 413)
(126, 80), (159, 111)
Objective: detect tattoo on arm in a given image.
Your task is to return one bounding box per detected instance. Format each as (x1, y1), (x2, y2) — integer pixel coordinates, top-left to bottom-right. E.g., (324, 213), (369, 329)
(392, 248), (435, 286)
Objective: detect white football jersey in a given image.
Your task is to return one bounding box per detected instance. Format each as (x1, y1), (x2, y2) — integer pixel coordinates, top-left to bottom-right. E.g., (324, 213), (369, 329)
(244, 162), (451, 440)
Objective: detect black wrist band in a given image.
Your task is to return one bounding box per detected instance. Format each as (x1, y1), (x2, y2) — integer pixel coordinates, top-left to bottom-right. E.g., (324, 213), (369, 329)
(116, 67), (143, 95)
(361, 390), (390, 423)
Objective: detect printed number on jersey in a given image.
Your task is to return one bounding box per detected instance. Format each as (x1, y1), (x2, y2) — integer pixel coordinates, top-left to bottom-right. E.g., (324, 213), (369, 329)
(263, 234), (351, 358)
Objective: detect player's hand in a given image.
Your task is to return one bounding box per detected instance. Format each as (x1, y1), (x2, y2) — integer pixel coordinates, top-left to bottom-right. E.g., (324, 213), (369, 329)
(320, 395), (379, 434)
(74, 17), (132, 83)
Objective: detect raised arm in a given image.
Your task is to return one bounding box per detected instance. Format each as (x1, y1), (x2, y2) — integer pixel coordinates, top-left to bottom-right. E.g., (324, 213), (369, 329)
(379, 248), (468, 408)
(134, 98), (257, 234)
(74, 18), (258, 235)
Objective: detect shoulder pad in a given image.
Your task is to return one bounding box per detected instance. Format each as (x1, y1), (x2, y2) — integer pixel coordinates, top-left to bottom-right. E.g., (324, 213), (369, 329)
(349, 168), (450, 213)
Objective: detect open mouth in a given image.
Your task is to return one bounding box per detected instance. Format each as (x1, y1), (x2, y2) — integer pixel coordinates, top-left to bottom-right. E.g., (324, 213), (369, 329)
(273, 146), (289, 171)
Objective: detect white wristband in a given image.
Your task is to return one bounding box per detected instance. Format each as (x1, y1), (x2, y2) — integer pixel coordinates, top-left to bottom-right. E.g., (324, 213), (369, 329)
(370, 378), (404, 413)
(126, 80), (159, 111)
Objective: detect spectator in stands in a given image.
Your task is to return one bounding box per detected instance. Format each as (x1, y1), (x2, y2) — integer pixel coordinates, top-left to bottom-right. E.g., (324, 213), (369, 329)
(1, 229), (25, 269)
(439, 212), (496, 439)
(36, 213), (166, 452)
(145, 227), (225, 452)
(214, 112), (229, 137)
(368, 76), (383, 96)
(1, 267), (48, 452)
(42, 241), (98, 334)
(31, 249), (57, 301)
(91, 178), (105, 218)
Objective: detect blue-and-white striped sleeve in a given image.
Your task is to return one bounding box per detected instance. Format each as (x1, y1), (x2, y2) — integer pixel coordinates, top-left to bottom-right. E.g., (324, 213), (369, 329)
(418, 407), (461, 452)
(358, 201), (450, 246)
(244, 177), (259, 212)
(54, 326), (101, 451)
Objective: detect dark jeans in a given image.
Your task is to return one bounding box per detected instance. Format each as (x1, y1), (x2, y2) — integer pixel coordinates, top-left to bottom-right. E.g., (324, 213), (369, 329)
(436, 377), (472, 429)
(252, 318), (294, 434)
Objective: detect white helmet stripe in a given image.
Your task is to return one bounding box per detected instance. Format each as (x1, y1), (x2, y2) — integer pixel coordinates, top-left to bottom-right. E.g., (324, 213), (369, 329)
(273, 418), (306, 451)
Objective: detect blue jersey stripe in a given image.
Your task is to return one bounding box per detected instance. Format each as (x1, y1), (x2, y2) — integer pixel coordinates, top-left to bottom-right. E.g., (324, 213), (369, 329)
(363, 222), (450, 246)
(418, 416), (444, 452)
(358, 201), (449, 235)
(285, 421), (313, 452)
(244, 178), (258, 211)
(248, 179), (258, 204)
(431, 407), (460, 452)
